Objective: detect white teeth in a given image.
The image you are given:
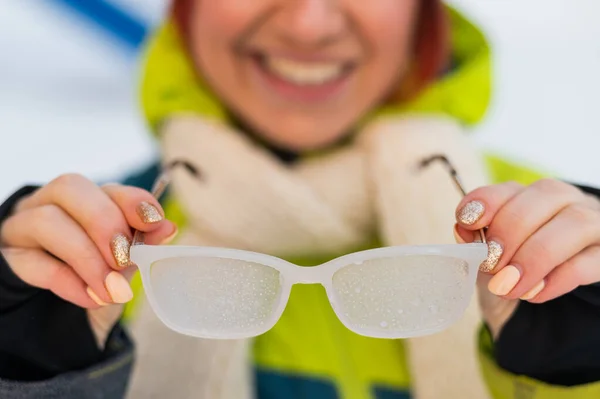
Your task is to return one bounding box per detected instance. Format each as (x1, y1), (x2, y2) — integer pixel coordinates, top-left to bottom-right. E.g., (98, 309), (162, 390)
(264, 56), (344, 85)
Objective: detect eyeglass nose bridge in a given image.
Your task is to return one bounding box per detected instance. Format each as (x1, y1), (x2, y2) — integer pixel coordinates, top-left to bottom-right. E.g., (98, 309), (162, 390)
(286, 264), (329, 285)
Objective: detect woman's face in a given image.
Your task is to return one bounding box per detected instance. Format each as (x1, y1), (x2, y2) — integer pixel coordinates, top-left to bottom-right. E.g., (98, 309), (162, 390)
(188, 0), (420, 150)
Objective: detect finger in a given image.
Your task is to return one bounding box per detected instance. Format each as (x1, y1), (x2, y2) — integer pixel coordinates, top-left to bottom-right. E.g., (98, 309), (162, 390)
(102, 184), (166, 232)
(455, 224), (498, 290)
(15, 174), (136, 270)
(2, 205), (115, 304)
(456, 181), (524, 230)
(528, 245), (600, 303)
(116, 222), (178, 284)
(453, 224), (475, 244)
(102, 183), (177, 247)
(144, 220), (178, 246)
(1, 247), (98, 309)
(462, 226), (520, 339)
(478, 179), (584, 274)
(488, 203), (600, 300)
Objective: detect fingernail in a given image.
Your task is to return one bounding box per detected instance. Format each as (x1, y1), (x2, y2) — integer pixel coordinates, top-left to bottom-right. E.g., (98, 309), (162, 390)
(520, 280), (545, 300)
(136, 201), (163, 224)
(480, 240), (503, 272)
(105, 271), (134, 303)
(110, 233), (132, 269)
(488, 265), (521, 296)
(453, 225), (465, 243)
(160, 226), (179, 245)
(457, 200), (485, 225)
(87, 287), (109, 306)
(453, 224), (472, 244)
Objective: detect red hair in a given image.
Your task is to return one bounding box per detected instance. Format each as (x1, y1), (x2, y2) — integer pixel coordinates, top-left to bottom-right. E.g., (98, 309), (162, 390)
(396, 0), (450, 101)
(171, 0), (449, 102)
(172, 0), (192, 45)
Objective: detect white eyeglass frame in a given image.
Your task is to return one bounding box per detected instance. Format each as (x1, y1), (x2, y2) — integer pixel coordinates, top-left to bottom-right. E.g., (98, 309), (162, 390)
(130, 243), (487, 339)
(129, 155), (489, 340)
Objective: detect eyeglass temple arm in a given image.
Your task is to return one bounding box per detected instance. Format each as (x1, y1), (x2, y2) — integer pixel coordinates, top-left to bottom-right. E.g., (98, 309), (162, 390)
(132, 156), (484, 245)
(131, 160), (201, 246)
(417, 155), (487, 244)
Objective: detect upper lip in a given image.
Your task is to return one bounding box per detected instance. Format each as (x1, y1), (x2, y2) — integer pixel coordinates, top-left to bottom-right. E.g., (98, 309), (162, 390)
(246, 48), (359, 65)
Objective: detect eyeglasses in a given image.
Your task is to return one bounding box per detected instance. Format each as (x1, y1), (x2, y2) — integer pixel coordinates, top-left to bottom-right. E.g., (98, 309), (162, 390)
(130, 155), (488, 340)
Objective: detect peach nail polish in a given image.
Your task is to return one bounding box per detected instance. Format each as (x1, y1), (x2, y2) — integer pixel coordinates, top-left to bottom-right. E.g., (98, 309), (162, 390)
(136, 201), (163, 224)
(105, 272), (134, 303)
(488, 265), (521, 296)
(457, 200), (485, 225)
(110, 233), (132, 269)
(520, 280), (546, 300)
(87, 287), (109, 306)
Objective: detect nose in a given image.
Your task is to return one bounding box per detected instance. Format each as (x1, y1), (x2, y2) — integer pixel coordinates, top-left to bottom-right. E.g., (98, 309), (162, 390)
(275, 0), (347, 48)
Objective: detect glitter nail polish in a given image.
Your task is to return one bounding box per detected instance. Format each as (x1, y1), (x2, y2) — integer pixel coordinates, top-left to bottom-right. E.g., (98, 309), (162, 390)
(110, 233), (132, 269)
(136, 201), (163, 224)
(457, 200), (485, 225)
(480, 240), (503, 272)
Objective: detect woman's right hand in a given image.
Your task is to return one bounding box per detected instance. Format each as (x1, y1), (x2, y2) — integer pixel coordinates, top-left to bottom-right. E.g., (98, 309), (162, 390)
(0, 174), (178, 346)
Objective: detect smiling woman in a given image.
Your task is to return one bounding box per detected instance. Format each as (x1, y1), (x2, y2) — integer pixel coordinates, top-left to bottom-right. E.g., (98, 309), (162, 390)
(172, 0), (446, 150)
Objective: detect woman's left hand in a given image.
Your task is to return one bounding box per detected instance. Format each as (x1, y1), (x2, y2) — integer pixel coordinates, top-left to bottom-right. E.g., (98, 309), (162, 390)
(453, 178), (600, 337)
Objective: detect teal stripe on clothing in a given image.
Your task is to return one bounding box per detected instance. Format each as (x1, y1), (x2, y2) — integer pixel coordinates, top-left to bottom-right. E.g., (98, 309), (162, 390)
(373, 386), (412, 399)
(255, 368), (339, 399)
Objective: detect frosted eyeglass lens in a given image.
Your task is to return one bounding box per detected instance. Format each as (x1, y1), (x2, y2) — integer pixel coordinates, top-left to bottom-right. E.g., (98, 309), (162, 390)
(332, 255), (471, 335)
(149, 256), (282, 335)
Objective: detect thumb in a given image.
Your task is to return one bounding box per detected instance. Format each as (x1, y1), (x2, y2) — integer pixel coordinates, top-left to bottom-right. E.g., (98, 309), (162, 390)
(453, 224), (518, 339)
(476, 273), (518, 340)
(87, 303), (124, 349)
(88, 222), (179, 348)
(121, 221), (179, 283)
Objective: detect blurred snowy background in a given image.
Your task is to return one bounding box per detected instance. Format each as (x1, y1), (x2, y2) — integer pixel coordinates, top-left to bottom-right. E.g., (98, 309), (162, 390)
(1, 0), (599, 199)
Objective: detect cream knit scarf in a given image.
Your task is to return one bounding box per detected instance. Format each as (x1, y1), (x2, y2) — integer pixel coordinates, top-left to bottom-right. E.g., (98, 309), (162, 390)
(126, 114), (492, 399)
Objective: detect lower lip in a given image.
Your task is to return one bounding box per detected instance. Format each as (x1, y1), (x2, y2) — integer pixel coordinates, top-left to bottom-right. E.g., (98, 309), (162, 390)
(250, 57), (352, 104)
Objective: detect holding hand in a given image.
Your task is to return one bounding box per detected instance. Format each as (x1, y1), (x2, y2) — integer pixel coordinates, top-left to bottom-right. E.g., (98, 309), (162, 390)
(0, 174), (177, 344)
(454, 179), (600, 336)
